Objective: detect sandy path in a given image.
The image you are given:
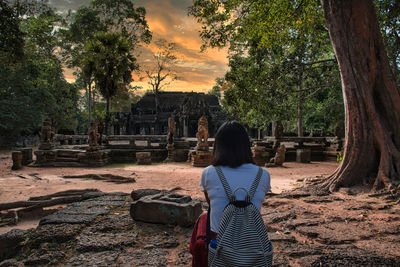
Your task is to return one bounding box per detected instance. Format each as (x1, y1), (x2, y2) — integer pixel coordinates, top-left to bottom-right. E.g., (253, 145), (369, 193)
(0, 150), (339, 234)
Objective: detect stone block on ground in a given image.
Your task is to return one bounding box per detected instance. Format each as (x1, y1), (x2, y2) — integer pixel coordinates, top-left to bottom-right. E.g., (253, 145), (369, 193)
(253, 151), (271, 166)
(191, 151), (212, 167)
(84, 150), (110, 167)
(18, 148), (33, 165)
(33, 150), (56, 165)
(130, 192), (202, 227)
(131, 189), (162, 201)
(136, 152), (151, 165)
(11, 151), (22, 170)
(296, 149), (311, 163)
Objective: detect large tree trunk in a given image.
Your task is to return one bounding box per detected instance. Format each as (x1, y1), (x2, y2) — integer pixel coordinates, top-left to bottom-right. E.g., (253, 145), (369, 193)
(320, 0), (400, 192)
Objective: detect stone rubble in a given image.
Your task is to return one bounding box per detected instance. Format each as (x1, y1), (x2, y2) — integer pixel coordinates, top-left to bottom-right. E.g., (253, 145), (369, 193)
(0, 188), (399, 266)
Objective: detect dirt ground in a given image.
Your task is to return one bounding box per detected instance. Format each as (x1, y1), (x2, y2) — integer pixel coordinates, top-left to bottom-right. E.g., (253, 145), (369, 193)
(1, 150), (400, 265)
(0, 150), (338, 234)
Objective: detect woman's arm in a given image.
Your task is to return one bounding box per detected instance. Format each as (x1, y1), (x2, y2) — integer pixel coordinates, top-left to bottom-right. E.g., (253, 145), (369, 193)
(203, 190), (210, 206)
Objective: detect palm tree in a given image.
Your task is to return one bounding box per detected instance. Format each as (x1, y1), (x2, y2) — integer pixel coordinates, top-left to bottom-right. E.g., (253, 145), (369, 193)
(84, 31), (138, 135)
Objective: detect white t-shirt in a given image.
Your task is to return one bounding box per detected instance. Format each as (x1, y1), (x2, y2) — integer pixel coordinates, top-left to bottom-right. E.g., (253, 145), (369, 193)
(200, 163), (271, 232)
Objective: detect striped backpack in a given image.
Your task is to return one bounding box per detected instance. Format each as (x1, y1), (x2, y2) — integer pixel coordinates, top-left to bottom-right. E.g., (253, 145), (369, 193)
(208, 166), (273, 267)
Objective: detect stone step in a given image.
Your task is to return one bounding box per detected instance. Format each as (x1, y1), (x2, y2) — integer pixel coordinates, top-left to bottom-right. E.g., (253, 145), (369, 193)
(56, 157), (79, 162)
(56, 149), (83, 158)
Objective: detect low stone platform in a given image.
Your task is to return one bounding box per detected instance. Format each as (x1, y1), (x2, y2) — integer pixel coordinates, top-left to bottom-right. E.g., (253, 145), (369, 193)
(32, 149), (111, 167)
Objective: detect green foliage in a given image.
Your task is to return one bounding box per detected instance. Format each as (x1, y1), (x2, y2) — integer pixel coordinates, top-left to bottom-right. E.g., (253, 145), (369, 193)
(375, 0), (400, 85)
(0, 1), (25, 62)
(190, 0), (344, 134)
(83, 31), (139, 133)
(337, 152), (343, 163)
(112, 89), (141, 112)
(0, 1), (79, 146)
(85, 32), (137, 99)
(60, 0), (151, 129)
(189, 0), (327, 52)
(208, 77), (224, 99)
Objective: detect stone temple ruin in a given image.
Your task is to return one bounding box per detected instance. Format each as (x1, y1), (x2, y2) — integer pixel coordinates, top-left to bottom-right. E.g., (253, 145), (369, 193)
(12, 92), (345, 168)
(110, 91), (227, 137)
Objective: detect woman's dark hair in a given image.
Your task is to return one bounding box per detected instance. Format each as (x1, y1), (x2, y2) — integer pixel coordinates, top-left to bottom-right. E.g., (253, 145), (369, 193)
(212, 121), (254, 168)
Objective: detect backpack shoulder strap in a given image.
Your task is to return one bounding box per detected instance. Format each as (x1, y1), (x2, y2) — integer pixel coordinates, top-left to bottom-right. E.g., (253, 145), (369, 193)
(248, 167), (263, 200)
(214, 166), (233, 201)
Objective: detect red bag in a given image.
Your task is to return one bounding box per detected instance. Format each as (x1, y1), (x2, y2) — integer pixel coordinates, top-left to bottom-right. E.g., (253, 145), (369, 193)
(189, 212), (208, 267)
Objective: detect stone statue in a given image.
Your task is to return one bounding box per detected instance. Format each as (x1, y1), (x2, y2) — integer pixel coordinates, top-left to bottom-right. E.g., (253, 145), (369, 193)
(39, 118), (54, 150)
(267, 144), (286, 167)
(41, 119), (52, 143)
(167, 117), (176, 145)
(196, 116), (209, 148)
(97, 118), (104, 145)
(272, 121), (283, 152)
(88, 121), (99, 151)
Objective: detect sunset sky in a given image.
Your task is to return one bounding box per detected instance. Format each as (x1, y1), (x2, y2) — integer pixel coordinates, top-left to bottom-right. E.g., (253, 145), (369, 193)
(48, 0), (229, 93)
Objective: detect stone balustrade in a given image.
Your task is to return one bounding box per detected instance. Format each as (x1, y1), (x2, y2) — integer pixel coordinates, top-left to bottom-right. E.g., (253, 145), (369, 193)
(264, 136), (329, 147)
(105, 135), (167, 148)
(55, 134), (88, 145)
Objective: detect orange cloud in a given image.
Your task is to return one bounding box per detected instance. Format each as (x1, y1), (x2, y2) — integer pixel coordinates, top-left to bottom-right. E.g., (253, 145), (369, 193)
(55, 0), (229, 93)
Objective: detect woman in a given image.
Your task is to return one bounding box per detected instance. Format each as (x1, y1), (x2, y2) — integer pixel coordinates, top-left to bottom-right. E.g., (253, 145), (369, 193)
(200, 121), (271, 241)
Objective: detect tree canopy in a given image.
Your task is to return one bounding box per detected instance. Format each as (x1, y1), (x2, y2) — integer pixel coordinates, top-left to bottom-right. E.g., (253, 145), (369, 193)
(0, 1), (79, 147)
(190, 0), (343, 135)
(60, 0), (151, 125)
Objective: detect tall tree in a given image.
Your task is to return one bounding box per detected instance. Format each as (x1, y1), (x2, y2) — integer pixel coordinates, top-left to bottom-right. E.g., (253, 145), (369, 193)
(61, 0), (151, 124)
(320, 0), (400, 191)
(84, 31), (138, 135)
(143, 38), (178, 133)
(61, 7), (104, 123)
